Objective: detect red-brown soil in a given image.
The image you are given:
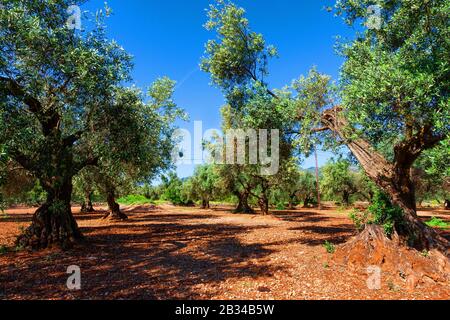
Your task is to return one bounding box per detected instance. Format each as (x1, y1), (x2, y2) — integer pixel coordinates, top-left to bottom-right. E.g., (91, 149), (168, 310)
(0, 204), (449, 300)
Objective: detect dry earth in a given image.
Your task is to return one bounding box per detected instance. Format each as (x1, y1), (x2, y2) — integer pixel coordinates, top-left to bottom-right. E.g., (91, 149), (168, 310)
(0, 204), (449, 300)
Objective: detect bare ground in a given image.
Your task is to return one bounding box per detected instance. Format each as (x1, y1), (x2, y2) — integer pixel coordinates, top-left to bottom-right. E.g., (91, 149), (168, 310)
(0, 204), (449, 300)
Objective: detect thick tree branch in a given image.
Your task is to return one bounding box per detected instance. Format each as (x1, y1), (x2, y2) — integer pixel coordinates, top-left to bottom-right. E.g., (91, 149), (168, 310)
(8, 148), (39, 176)
(72, 156), (99, 175)
(0, 76), (60, 136)
(63, 130), (84, 147)
(0, 76), (42, 113)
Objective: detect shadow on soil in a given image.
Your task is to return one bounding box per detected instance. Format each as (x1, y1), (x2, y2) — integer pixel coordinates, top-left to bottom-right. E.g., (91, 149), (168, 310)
(1, 209), (281, 300)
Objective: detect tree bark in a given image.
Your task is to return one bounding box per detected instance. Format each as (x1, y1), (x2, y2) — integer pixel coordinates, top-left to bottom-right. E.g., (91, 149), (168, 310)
(303, 196), (312, 208)
(234, 191), (254, 214)
(17, 179), (82, 250)
(201, 199), (210, 209)
(258, 195), (269, 215)
(103, 189), (128, 220)
(81, 191), (95, 213)
(343, 191), (350, 207)
(288, 194), (296, 210)
(321, 108), (448, 251)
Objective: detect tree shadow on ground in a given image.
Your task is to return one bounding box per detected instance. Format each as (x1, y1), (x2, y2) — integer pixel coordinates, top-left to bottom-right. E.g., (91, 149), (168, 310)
(0, 213), (34, 223)
(291, 224), (356, 246)
(274, 211), (331, 224)
(1, 212), (281, 300)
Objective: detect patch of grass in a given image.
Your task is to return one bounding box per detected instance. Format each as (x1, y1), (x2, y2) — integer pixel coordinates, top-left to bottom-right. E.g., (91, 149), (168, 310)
(323, 241), (336, 254)
(117, 195), (155, 206)
(425, 217), (450, 229)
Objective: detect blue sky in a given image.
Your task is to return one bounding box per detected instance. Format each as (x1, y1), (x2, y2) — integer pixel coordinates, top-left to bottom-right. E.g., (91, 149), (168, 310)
(82, 0), (355, 178)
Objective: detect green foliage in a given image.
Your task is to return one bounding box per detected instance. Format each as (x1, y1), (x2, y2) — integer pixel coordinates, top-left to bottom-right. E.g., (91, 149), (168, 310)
(160, 172), (192, 206)
(117, 195), (155, 206)
(1, 0), (134, 182)
(414, 139), (450, 204)
(26, 181), (47, 206)
(368, 191), (404, 237)
(321, 159), (358, 206)
(426, 217), (450, 229)
(201, 0), (277, 94)
(421, 250), (430, 258)
(323, 241), (336, 254)
(349, 191), (405, 237)
(140, 183), (163, 201)
(349, 209), (369, 232)
(185, 165), (220, 206)
(336, 0), (449, 148)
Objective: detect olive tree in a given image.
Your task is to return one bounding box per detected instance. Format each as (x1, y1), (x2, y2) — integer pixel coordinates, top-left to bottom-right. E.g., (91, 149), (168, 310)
(201, 0), (449, 250)
(321, 159), (358, 207)
(0, 0), (139, 249)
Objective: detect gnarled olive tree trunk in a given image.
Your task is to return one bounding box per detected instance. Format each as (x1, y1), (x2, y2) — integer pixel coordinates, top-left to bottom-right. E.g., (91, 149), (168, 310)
(322, 108), (448, 251)
(81, 191), (95, 213)
(201, 199), (210, 209)
(288, 192), (297, 210)
(234, 190), (254, 214)
(17, 177), (82, 250)
(258, 195), (269, 215)
(103, 187), (128, 220)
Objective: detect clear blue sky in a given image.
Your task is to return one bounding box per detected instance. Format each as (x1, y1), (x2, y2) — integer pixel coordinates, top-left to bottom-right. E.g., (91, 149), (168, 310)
(82, 0), (355, 178)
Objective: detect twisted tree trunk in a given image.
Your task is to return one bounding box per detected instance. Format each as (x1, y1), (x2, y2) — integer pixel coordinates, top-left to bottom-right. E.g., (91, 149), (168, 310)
(258, 195), (269, 215)
(303, 196), (312, 208)
(81, 191), (95, 213)
(17, 178), (82, 250)
(201, 199), (210, 209)
(234, 190), (254, 214)
(321, 108), (449, 251)
(288, 193), (297, 210)
(103, 189), (128, 220)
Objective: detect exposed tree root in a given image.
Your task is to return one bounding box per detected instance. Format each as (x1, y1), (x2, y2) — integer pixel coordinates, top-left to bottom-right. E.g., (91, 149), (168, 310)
(102, 209), (128, 221)
(332, 225), (450, 290)
(81, 202), (95, 214)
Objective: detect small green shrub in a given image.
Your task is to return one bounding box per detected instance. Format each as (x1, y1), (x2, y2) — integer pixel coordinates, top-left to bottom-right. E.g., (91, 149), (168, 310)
(348, 191), (405, 237)
(349, 209), (369, 232)
(367, 191), (404, 237)
(276, 202), (286, 210)
(323, 241), (336, 254)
